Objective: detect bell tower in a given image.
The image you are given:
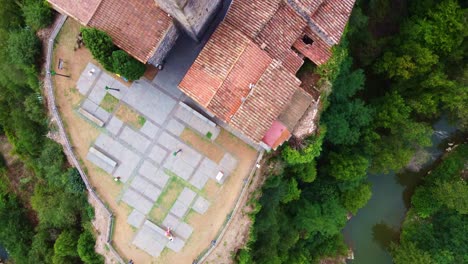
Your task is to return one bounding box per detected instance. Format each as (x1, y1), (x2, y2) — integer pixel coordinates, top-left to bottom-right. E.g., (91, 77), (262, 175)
(155, 0), (222, 41)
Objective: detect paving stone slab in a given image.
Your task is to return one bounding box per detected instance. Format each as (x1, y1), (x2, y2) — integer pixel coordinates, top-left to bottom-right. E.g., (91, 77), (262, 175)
(219, 153), (238, 173)
(170, 200), (190, 218)
(77, 63), (101, 95)
(140, 121), (159, 139)
(107, 79), (129, 100)
(142, 183), (162, 202)
(147, 169), (170, 188)
(200, 158), (221, 179)
(178, 188), (197, 205)
(94, 107), (110, 123)
(192, 196), (210, 214)
(157, 132), (182, 148)
(163, 157), (195, 181)
(121, 188), (153, 214)
(174, 105), (192, 123)
(166, 237), (185, 252)
(130, 175), (150, 191)
(148, 145), (168, 165)
(94, 134), (140, 182)
(133, 221), (167, 256)
(86, 150), (115, 174)
(105, 116), (124, 135)
(81, 99), (99, 113)
(119, 126), (150, 153)
(122, 80), (176, 125)
(162, 213), (181, 229)
(167, 118), (185, 136)
(174, 222), (193, 240)
(189, 170), (209, 190)
(139, 160), (158, 179)
(127, 209), (145, 228)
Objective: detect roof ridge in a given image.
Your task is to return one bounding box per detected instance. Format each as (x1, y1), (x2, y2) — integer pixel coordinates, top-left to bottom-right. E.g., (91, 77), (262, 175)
(85, 0), (104, 25)
(205, 37), (252, 108)
(285, 0), (335, 45)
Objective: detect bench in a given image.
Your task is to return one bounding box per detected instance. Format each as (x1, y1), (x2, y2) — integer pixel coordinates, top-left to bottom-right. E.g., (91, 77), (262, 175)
(87, 147), (117, 174)
(78, 108), (105, 127)
(58, 58), (64, 70)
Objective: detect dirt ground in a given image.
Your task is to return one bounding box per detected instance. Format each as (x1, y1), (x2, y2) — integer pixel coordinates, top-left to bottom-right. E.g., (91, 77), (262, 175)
(53, 18), (260, 264)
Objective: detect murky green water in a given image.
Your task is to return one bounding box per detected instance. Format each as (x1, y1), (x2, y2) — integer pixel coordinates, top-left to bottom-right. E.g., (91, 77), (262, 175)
(343, 117), (458, 264)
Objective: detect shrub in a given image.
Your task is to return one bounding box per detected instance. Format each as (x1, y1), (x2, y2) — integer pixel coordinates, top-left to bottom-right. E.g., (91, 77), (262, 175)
(81, 28), (116, 71)
(54, 230), (79, 257)
(111, 50), (145, 81)
(22, 0), (53, 30)
(8, 28), (41, 66)
(77, 230), (104, 264)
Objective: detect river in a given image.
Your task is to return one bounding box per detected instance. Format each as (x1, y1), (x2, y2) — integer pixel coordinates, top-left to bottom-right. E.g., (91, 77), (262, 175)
(0, 244), (7, 262)
(342, 117), (458, 264)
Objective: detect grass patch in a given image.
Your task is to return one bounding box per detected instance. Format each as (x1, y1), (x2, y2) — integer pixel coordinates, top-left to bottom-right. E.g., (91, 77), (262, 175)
(137, 115), (146, 127)
(115, 104), (145, 129)
(100, 93), (119, 112)
(180, 128), (225, 163)
(149, 177), (184, 223)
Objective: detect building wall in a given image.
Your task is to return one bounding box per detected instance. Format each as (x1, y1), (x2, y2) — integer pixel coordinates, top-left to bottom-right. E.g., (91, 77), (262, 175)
(148, 24), (179, 65)
(155, 0), (221, 40)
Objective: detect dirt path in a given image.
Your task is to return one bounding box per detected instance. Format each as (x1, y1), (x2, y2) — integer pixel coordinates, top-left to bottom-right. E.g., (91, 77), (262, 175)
(203, 156), (268, 264)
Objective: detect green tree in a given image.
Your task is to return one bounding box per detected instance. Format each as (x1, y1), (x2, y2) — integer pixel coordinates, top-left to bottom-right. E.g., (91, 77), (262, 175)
(280, 178), (301, 204)
(54, 230), (79, 257)
(21, 0), (53, 30)
(412, 187), (440, 218)
(434, 180), (468, 215)
(392, 242), (434, 264)
(7, 28), (41, 66)
(282, 127), (325, 165)
(111, 50), (146, 81)
(341, 182), (372, 214)
(77, 230), (104, 264)
(81, 28), (116, 71)
(329, 152), (369, 181)
(287, 160), (317, 183)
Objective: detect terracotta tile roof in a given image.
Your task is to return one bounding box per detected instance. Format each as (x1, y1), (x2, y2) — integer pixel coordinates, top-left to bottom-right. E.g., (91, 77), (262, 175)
(207, 42), (272, 121)
(179, 23), (250, 107)
(262, 120), (291, 150)
(224, 0), (282, 39)
(254, 3), (306, 68)
(48, 0), (102, 24)
(310, 0), (355, 44)
(290, 0), (324, 18)
(230, 60), (301, 142)
(293, 28), (332, 65)
(88, 0), (172, 63)
(277, 88), (314, 131)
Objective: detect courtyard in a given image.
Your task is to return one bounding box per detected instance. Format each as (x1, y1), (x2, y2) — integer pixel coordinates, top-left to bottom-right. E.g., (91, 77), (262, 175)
(52, 19), (259, 263)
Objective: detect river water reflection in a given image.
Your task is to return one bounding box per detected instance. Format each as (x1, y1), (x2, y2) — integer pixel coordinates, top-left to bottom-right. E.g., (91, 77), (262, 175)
(343, 117), (458, 264)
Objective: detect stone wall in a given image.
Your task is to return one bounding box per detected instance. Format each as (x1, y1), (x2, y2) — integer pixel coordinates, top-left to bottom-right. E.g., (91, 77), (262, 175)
(155, 0), (222, 40)
(149, 24), (179, 66)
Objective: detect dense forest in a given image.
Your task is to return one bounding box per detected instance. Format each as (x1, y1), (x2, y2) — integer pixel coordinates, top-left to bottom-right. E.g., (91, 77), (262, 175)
(393, 144), (467, 263)
(0, 0), (103, 263)
(237, 0), (467, 263)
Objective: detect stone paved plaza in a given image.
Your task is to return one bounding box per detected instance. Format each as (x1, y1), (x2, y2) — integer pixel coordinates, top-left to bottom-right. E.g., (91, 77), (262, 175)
(77, 63), (238, 257)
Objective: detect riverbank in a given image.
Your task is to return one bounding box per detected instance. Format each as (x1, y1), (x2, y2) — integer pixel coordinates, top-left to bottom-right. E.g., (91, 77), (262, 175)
(343, 117), (460, 263)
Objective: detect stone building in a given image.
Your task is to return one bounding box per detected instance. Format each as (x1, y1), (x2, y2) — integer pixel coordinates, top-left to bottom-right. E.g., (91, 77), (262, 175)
(48, 0), (355, 150)
(48, 0), (221, 65)
(179, 0), (355, 149)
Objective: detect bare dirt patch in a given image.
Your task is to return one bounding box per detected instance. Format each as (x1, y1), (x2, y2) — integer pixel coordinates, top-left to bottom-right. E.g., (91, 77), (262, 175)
(180, 129), (225, 163)
(115, 104), (146, 129)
